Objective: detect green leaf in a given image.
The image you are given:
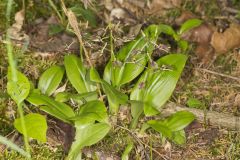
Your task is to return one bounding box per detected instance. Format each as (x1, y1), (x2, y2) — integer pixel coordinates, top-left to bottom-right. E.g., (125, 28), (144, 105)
(48, 24), (65, 35)
(186, 98), (203, 108)
(7, 69), (30, 106)
(14, 113), (47, 142)
(70, 5), (97, 27)
(64, 55), (96, 94)
(178, 40), (189, 52)
(179, 19), (202, 35)
(129, 100), (143, 129)
(55, 91), (97, 103)
(131, 54), (187, 116)
(103, 80), (128, 113)
(147, 120), (172, 138)
(68, 123), (111, 159)
(27, 92), (75, 124)
(89, 67), (102, 83)
(69, 100), (108, 124)
(38, 65), (65, 96)
(165, 111), (195, 131)
(0, 135), (30, 158)
(104, 25), (160, 87)
(172, 130), (186, 145)
(121, 141), (134, 160)
(158, 24), (176, 36)
(90, 67), (128, 113)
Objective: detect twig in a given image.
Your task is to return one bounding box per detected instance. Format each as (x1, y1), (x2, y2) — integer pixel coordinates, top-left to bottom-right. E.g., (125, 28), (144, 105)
(195, 68), (240, 82)
(162, 102), (240, 130)
(115, 124), (169, 160)
(224, 7), (239, 14)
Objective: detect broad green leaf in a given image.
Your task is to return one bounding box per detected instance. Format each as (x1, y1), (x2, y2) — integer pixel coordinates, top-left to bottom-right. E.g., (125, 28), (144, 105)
(89, 67), (102, 83)
(68, 123), (111, 160)
(104, 25), (160, 87)
(130, 100), (143, 129)
(64, 55), (96, 94)
(14, 113), (47, 142)
(70, 5), (97, 27)
(0, 135), (30, 158)
(179, 19), (202, 35)
(158, 24), (176, 36)
(7, 69), (30, 106)
(69, 100), (108, 124)
(55, 91), (97, 103)
(102, 80), (128, 113)
(38, 65), (65, 96)
(172, 130), (186, 145)
(90, 67), (128, 113)
(147, 120), (172, 138)
(121, 141), (134, 160)
(165, 111), (195, 131)
(27, 92), (75, 123)
(178, 40), (189, 52)
(143, 102), (159, 116)
(55, 92), (70, 102)
(131, 54), (187, 116)
(186, 98), (203, 108)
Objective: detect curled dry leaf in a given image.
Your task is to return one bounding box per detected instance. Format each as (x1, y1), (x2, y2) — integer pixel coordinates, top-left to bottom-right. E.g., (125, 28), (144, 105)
(110, 8), (127, 21)
(175, 11), (196, 26)
(210, 23), (240, 54)
(148, 0), (182, 15)
(7, 9), (29, 42)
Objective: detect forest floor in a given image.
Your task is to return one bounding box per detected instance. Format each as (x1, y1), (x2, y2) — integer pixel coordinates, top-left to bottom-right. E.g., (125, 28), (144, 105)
(0, 0), (240, 159)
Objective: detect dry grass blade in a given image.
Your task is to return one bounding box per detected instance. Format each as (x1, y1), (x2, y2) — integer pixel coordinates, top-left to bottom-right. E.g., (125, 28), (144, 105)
(195, 68), (240, 82)
(60, 0), (93, 66)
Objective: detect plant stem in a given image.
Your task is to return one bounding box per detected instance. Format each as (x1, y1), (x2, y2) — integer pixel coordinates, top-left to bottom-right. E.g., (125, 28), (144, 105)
(0, 135), (30, 158)
(17, 103), (31, 159)
(6, 0), (17, 82)
(48, 0), (64, 24)
(6, 0), (31, 158)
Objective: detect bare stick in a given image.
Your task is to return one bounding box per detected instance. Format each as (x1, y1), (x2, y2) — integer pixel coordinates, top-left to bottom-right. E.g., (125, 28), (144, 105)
(162, 102), (240, 130)
(195, 68), (240, 82)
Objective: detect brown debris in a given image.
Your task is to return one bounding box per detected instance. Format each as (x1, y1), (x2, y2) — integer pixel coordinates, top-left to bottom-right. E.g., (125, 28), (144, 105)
(175, 11), (196, 25)
(181, 23), (214, 44)
(7, 9), (29, 44)
(211, 23), (240, 54)
(195, 43), (215, 63)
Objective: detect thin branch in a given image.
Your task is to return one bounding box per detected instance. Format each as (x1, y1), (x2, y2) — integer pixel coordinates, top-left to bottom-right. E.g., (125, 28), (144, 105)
(195, 68), (240, 82)
(162, 102), (240, 130)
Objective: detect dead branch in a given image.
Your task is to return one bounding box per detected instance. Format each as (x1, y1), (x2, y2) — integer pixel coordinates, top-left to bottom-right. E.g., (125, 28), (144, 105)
(162, 102), (240, 130)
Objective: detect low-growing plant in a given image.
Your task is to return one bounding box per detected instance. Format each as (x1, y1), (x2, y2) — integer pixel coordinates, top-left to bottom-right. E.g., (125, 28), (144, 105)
(5, 17), (202, 159)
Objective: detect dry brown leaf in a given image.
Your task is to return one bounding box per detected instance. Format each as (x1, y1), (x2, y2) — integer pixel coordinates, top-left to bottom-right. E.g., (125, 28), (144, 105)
(110, 8), (127, 21)
(211, 23), (240, 54)
(195, 43), (215, 63)
(234, 94), (240, 106)
(7, 9), (29, 41)
(181, 23), (214, 44)
(175, 11), (196, 25)
(148, 0), (182, 15)
(150, 0), (181, 10)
